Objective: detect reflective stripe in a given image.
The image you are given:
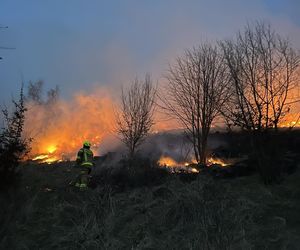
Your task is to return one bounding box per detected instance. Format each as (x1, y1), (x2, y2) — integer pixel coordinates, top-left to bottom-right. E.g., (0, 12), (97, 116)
(84, 149), (88, 162)
(81, 162), (93, 167)
(77, 148), (93, 167)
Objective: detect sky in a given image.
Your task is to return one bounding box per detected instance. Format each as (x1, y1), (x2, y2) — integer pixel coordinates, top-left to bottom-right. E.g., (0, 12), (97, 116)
(1, 0), (300, 103)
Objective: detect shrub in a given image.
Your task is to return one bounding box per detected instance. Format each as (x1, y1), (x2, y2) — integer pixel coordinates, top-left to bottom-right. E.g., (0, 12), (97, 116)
(0, 87), (30, 189)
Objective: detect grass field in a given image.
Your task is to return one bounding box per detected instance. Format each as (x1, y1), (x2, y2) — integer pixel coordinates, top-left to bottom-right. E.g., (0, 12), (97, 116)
(1, 159), (300, 250)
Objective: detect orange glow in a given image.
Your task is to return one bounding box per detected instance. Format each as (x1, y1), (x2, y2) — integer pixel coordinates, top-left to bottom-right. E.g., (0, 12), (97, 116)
(25, 87), (116, 163)
(158, 156), (199, 173)
(32, 154), (49, 161)
(279, 121), (300, 127)
(43, 156), (61, 164)
(47, 145), (57, 154)
(24, 84), (299, 165)
(158, 156), (179, 167)
(32, 154), (61, 164)
(278, 112), (300, 127)
(207, 157), (228, 167)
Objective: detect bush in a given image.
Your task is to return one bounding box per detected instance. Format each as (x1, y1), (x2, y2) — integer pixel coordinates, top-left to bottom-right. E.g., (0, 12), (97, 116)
(0, 87), (30, 190)
(224, 130), (299, 184)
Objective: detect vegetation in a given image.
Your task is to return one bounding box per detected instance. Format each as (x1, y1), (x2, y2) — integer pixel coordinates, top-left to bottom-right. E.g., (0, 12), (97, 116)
(1, 21), (300, 249)
(220, 22), (299, 131)
(26, 80), (59, 105)
(0, 86), (30, 190)
(220, 22), (300, 184)
(161, 44), (230, 165)
(116, 74), (156, 158)
(1, 159), (299, 249)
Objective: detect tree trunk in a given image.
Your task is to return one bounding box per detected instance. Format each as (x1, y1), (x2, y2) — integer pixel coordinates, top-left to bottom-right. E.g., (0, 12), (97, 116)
(200, 133), (208, 165)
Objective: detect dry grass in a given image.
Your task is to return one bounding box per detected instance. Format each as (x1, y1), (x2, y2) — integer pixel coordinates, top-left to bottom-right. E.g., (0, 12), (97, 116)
(1, 160), (300, 249)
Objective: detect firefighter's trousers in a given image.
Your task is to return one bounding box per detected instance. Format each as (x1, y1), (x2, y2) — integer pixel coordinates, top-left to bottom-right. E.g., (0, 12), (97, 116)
(75, 166), (91, 189)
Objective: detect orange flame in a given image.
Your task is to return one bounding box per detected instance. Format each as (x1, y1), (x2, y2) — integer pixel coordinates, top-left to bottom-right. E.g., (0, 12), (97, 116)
(25, 88), (116, 163)
(46, 145), (57, 154)
(32, 154), (49, 161)
(278, 113), (300, 127)
(158, 156), (199, 173)
(207, 157), (228, 167)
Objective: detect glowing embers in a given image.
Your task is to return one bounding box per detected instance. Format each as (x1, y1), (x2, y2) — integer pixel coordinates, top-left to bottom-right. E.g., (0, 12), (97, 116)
(158, 155), (232, 173)
(158, 156), (199, 173)
(207, 157), (228, 167)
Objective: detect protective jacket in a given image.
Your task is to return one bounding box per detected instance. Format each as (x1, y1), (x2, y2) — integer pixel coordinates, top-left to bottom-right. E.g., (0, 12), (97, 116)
(76, 147), (94, 168)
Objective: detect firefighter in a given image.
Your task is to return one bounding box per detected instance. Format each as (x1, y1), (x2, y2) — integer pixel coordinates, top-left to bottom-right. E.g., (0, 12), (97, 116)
(75, 141), (94, 189)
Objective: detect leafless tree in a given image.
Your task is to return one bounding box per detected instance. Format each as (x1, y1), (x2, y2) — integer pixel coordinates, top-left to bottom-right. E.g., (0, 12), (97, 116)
(27, 80), (44, 104)
(46, 85), (60, 105)
(160, 44), (230, 164)
(26, 80), (60, 105)
(220, 22), (300, 131)
(220, 22), (300, 183)
(116, 75), (156, 158)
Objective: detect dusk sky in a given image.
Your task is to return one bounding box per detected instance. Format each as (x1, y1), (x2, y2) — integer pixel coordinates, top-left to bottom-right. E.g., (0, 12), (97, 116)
(1, 0), (300, 103)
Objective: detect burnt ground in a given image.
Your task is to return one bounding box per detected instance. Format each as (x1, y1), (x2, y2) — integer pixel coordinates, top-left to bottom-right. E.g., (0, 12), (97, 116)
(1, 157), (300, 250)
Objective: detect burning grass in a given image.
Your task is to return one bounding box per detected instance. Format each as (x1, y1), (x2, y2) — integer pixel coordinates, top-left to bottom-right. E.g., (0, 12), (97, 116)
(157, 154), (235, 174)
(32, 153), (62, 164)
(157, 155), (199, 173)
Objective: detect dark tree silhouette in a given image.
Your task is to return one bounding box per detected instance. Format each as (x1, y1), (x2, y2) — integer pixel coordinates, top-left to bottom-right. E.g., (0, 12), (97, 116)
(161, 44), (230, 164)
(0, 86), (31, 189)
(116, 75), (156, 158)
(220, 22), (300, 183)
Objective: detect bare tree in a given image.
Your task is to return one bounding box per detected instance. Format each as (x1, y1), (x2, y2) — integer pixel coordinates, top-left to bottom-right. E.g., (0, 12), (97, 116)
(116, 75), (156, 158)
(27, 80), (44, 104)
(26, 80), (60, 105)
(220, 22), (300, 131)
(220, 22), (300, 183)
(161, 44), (230, 164)
(46, 85), (60, 105)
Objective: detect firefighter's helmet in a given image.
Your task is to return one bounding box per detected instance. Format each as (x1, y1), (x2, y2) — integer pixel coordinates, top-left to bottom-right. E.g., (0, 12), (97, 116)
(83, 141), (91, 148)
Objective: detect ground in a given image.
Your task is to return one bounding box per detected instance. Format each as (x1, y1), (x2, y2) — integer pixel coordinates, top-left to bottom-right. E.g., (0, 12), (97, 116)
(1, 160), (300, 250)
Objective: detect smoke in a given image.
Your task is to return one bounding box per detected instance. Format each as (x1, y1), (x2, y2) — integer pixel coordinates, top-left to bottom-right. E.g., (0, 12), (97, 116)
(23, 78), (299, 163)
(140, 131), (228, 163)
(24, 85), (117, 160)
(23, 82), (180, 161)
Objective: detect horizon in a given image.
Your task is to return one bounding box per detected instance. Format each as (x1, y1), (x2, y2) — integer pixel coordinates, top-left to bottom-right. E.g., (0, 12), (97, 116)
(1, 1), (300, 103)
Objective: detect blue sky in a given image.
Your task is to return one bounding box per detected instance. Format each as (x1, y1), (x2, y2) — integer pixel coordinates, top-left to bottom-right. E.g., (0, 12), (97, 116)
(1, 0), (300, 103)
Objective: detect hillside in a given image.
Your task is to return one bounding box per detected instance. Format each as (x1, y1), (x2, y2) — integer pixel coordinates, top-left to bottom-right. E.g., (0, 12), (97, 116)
(1, 159), (300, 250)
